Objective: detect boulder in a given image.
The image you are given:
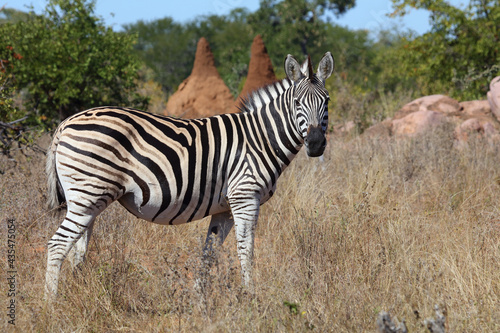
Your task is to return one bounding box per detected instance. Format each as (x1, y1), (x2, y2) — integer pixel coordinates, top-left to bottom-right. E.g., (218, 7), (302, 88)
(363, 119), (392, 138)
(165, 37), (236, 118)
(459, 100), (491, 117)
(455, 117), (500, 143)
(394, 95), (460, 120)
(392, 110), (446, 137)
(364, 93), (500, 142)
(333, 120), (357, 137)
(487, 76), (500, 122)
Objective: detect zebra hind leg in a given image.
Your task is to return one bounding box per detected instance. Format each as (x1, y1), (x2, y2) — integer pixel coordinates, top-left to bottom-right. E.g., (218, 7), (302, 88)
(45, 205), (99, 301)
(196, 211), (234, 293)
(67, 222), (95, 269)
(203, 211), (234, 257)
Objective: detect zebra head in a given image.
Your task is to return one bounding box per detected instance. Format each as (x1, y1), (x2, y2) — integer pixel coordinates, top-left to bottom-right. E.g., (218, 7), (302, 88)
(285, 52), (334, 157)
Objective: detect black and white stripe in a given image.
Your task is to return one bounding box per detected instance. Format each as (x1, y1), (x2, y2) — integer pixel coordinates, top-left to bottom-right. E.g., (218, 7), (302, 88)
(44, 52), (334, 298)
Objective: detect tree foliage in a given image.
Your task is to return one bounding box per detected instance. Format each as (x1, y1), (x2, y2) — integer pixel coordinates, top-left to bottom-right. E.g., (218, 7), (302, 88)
(0, 0), (148, 123)
(0, 7), (30, 24)
(390, 0), (500, 100)
(0, 46), (22, 123)
(124, 9), (254, 97)
(125, 0), (358, 96)
(248, 0), (356, 63)
(123, 17), (196, 96)
(0, 44), (41, 157)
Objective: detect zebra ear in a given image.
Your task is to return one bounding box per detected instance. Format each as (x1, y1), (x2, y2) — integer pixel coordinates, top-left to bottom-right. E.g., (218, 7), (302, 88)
(316, 52), (334, 83)
(284, 54), (304, 82)
(300, 55), (314, 80)
(300, 58), (308, 76)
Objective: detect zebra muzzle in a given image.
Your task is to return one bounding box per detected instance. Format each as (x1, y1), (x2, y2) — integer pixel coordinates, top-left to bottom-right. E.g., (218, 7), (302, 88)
(304, 125), (326, 157)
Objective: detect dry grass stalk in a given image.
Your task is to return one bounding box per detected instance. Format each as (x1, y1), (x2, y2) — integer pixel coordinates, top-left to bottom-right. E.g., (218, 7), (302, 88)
(0, 127), (498, 332)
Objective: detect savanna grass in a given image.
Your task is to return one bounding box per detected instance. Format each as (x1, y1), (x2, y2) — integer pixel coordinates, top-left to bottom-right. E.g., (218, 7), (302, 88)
(0, 127), (498, 332)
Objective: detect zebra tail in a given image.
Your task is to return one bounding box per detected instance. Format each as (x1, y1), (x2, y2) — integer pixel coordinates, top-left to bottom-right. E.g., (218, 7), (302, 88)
(46, 133), (65, 211)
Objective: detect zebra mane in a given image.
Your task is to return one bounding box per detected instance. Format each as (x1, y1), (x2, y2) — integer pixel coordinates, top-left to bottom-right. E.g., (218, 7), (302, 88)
(237, 78), (293, 114)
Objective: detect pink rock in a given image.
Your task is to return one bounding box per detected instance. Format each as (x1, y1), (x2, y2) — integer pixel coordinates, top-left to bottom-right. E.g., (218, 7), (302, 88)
(456, 118), (482, 139)
(334, 120), (356, 136)
(363, 118), (392, 138)
(455, 117), (499, 142)
(487, 76), (500, 122)
(395, 95), (460, 120)
(392, 110), (446, 137)
(459, 100), (491, 117)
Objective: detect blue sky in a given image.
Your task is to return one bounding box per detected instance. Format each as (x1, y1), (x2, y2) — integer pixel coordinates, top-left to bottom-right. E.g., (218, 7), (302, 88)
(8, 0), (466, 36)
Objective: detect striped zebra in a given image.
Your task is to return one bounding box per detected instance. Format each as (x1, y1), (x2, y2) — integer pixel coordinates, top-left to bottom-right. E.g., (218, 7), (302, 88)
(44, 52), (334, 298)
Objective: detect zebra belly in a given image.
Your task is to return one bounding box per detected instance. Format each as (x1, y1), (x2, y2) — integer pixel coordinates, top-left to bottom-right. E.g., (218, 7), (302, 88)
(118, 186), (230, 225)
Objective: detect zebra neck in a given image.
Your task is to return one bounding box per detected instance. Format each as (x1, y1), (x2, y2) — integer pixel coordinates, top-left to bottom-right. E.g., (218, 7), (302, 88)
(240, 79), (304, 170)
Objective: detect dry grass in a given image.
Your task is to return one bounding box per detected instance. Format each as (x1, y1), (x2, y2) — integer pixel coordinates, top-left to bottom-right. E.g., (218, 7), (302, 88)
(1, 127), (499, 332)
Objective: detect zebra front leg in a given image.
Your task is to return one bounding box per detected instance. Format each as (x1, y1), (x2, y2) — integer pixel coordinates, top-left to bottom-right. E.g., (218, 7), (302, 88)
(229, 197), (260, 288)
(45, 211), (96, 300)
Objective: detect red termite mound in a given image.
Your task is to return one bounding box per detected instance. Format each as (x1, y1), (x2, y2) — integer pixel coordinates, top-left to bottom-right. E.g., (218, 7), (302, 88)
(165, 37), (236, 118)
(238, 35), (277, 105)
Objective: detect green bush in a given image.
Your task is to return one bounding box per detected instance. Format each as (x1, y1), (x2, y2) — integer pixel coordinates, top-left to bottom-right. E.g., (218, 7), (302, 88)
(391, 0), (500, 100)
(0, 0), (148, 125)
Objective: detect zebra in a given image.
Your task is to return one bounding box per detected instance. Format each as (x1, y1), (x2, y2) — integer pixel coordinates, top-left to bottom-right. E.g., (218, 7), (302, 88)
(44, 52), (334, 299)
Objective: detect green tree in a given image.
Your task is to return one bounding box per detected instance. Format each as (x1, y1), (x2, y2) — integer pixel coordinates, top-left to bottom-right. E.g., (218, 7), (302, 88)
(0, 43), (39, 156)
(248, 0), (356, 63)
(1, 0), (148, 123)
(391, 0), (500, 100)
(0, 7), (30, 24)
(0, 46), (22, 123)
(124, 17), (196, 96)
(124, 1), (359, 98)
(125, 9), (254, 97)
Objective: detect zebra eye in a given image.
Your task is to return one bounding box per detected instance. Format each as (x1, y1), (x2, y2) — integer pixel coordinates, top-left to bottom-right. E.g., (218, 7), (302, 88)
(294, 99), (300, 107)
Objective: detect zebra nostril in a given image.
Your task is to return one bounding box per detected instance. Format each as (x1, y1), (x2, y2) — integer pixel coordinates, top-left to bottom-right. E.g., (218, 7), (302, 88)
(305, 126), (326, 157)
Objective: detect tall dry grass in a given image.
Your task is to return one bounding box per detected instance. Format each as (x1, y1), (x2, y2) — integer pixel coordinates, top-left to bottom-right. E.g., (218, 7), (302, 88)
(1, 127), (499, 332)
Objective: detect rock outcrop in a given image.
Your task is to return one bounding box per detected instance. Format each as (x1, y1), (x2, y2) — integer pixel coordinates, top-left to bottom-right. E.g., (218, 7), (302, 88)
(364, 93), (500, 144)
(487, 76), (500, 121)
(393, 95), (460, 120)
(460, 100), (491, 117)
(392, 110), (447, 137)
(455, 118), (498, 142)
